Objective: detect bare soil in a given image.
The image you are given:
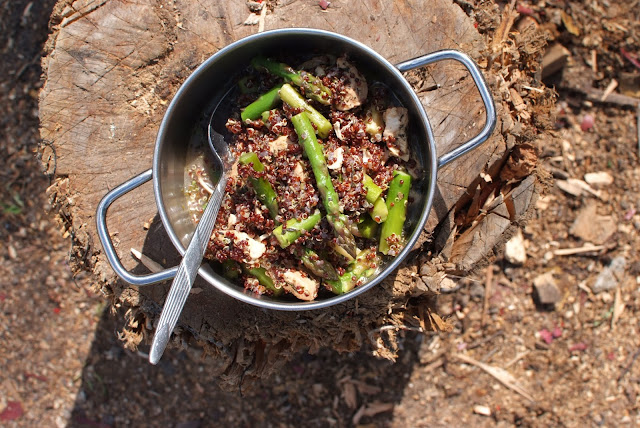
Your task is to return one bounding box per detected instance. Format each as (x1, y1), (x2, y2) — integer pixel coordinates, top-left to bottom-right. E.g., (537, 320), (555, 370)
(1, 1), (639, 427)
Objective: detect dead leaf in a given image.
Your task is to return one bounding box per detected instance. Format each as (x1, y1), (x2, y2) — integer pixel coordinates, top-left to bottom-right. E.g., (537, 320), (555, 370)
(352, 401), (394, 425)
(561, 11), (580, 36)
(611, 287), (625, 328)
(555, 178), (602, 198)
(428, 309), (454, 332)
(455, 353), (535, 402)
(339, 377), (358, 409)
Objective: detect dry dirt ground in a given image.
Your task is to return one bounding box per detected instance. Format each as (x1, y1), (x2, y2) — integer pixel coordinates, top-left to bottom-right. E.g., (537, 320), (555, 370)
(1, 1), (640, 427)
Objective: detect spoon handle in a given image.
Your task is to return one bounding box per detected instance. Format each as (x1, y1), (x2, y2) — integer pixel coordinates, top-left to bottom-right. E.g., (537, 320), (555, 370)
(149, 174), (228, 364)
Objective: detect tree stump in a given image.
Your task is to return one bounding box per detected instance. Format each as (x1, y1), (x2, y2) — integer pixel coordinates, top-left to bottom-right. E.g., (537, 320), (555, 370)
(39, 0), (552, 388)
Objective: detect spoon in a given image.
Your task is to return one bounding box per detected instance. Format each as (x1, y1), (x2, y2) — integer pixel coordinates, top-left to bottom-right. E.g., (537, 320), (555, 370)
(149, 89), (235, 365)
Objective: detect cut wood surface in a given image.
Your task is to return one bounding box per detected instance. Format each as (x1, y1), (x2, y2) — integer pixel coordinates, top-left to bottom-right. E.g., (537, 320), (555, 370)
(39, 0), (549, 386)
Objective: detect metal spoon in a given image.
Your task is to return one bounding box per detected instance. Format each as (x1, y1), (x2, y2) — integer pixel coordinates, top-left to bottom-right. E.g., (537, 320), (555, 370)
(149, 90), (235, 365)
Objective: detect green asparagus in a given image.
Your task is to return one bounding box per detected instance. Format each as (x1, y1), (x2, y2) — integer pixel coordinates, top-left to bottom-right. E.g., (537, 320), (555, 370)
(238, 152), (279, 219)
(251, 56), (332, 105)
(363, 174), (388, 223)
(301, 248), (339, 281)
(272, 210), (322, 248)
(327, 249), (380, 294)
(240, 84), (283, 122)
(363, 174), (383, 203)
(379, 170), (412, 255)
(279, 84), (332, 139)
(246, 267), (283, 296)
(357, 215), (379, 239)
(291, 112), (357, 258)
(222, 259), (241, 279)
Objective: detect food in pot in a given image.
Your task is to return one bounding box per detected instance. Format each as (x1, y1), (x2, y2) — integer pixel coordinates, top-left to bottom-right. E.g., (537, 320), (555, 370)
(186, 55), (415, 301)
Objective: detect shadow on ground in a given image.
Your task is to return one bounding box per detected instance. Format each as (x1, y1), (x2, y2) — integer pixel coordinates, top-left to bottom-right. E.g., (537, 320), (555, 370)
(68, 306), (424, 427)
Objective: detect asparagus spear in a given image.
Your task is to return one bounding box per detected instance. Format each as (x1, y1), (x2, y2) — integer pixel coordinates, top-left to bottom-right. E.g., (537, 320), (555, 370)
(246, 266), (284, 296)
(240, 84), (283, 122)
(272, 210), (322, 248)
(363, 174), (388, 223)
(379, 170), (412, 256)
(327, 249), (380, 294)
(279, 84), (332, 139)
(251, 56), (332, 105)
(222, 259), (241, 279)
(357, 214), (379, 239)
(301, 248), (339, 281)
(238, 152), (279, 219)
(291, 112), (357, 258)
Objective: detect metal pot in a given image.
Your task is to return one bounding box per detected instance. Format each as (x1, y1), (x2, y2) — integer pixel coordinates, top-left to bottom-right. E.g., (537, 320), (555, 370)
(97, 28), (496, 310)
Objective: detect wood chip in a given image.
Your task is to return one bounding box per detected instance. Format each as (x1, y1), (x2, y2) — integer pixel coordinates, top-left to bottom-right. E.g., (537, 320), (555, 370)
(473, 404), (492, 416)
(505, 229), (527, 265)
(555, 178), (602, 198)
(569, 203), (616, 244)
(584, 171), (614, 186)
(541, 43), (570, 79)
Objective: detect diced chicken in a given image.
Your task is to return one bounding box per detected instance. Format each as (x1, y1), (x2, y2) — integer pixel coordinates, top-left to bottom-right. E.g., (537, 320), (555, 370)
(332, 116), (358, 141)
(299, 55), (334, 76)
(292, 162), (306, 181)
(227, 213), (238, 228)
(281, 269), (319, 301)
(335, 57), (368, 111)
(216, 230), (266, 260)
(327, 146), (344, 170)
(383, 107), (410, 161)
(269, 135), (290, 154)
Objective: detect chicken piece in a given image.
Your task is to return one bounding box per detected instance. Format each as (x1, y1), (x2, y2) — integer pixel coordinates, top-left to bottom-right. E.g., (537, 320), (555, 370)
(215, 230), (266, 260)
(292, 161), (307, 181)
(335, 57), (368, 111)
(281, 269), (319, 301)
(327, 146), (344, 170)
(383, 107), (410, 161)
(269, 134), (290, 154)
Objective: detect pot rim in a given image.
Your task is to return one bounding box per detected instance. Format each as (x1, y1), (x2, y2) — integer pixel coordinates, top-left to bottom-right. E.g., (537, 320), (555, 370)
(152, 28), (438, 310)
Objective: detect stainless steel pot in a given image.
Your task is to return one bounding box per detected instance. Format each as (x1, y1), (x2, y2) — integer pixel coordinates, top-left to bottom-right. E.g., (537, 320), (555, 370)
(97, 28), (496, 310)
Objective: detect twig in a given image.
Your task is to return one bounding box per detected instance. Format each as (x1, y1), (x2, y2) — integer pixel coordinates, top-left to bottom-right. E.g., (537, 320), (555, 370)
(468, 330), (504, 350)
(563, 85), (640, 108)
(454, 353), (535, 401)
(367, 325), (424, 347)
(618, 347), (640, 382)
(423, 358), (444, 374)
(600, 79), (618, 102)
(553, 244), (606, 256)
(636, 103), (640, 161)
(131, 248), (164, 273)
(522, 85), (545, 93)
(258, 3), (267, 33)
(504, 351), (530, 368)
(482, 265), (493, 327)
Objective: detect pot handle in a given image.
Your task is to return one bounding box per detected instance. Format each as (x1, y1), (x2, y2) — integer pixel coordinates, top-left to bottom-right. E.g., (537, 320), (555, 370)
(395, 50), (497, 169)
(96, 169), (178, 286)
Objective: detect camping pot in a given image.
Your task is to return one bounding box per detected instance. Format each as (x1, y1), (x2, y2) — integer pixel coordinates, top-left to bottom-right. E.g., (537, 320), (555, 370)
(96, 28), (496, 310)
